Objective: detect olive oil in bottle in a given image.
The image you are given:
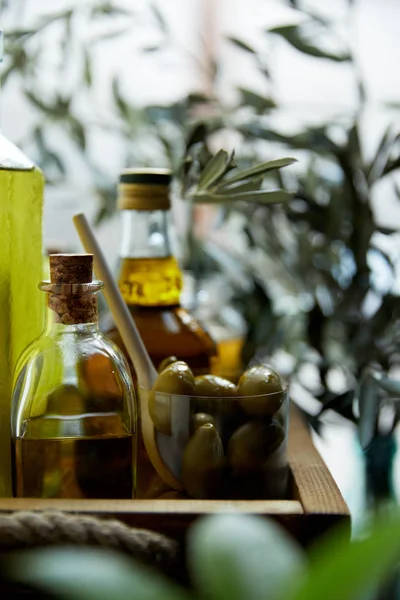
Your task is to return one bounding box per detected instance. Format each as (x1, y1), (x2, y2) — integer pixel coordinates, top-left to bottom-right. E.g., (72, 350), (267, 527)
(11, 254), (137, 499)
(103, 168), (217, 497)
(13, 426), (133, 499)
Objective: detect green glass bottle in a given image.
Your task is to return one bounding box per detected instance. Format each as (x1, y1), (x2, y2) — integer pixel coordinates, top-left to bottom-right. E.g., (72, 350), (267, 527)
(0, 30), (44, 496)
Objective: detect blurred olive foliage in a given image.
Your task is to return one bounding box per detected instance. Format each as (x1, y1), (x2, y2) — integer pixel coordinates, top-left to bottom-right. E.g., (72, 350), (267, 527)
(4, 512), (400, 600)
(2, 0), (400, 434)
(226, 1), (400, 435)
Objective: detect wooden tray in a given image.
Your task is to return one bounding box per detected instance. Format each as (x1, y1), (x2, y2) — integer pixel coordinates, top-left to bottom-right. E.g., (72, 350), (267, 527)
(0, 406), (350, 547)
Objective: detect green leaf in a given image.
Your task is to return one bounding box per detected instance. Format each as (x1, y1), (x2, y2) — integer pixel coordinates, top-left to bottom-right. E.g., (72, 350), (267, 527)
(142, 45), (161, 53)
(228, 37), (257, 54)
(187, 92), (211, 105)
(355, 370), (381, 449)
(257, 64), (271, 80)
(112, 77), (131, 121)
(383, 156), (400, 176)
(317, 390), (355, 423)
(376, 225), (399, 235)
(196, 144), (215, 169)
(357, 74), (367, 105)
(222, 157), (297, 185)
(269, 24), (350, 62)
(90, 26), (130, 42)
(83, 50), (92, 86)
(6, 28), (35, 40)
(91, 3), (131, 16)
(188, 514), (306, 600)
(210, 57), (219, 80)
(193, 189), (293, 205)
(369, 368), (400, 396)
(6, 547), (189, 600)
(367, 126), (396, 183)
(197, 149), (231, 189)
(69, 118), (86, 150)
(24, 90), (71, 119)
(157, 132), (176, 163)
(347, 122), (361, 159)
(24, 90), (52, 114)
(215, 177), (263, 195)
(238, 88), (276, 113)
(150, 2), (168, 33)
(145, 101), (187, 125)
(282, 511), (400, 600)
(62, 10), (73, 59)
(1, 63), (16, 86)
(94, 206), (109, 226)
(33, 127), (65, 175)
(38, 9), (74, 30)
(185, 122), (207, 150)
(239, 123), (339, 154)
(385, 100), (400, 110)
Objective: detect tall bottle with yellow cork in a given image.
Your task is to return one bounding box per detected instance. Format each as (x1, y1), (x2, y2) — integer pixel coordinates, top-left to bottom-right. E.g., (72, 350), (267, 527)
(0, 30), (44, 496)
(104, 168), (217, 497)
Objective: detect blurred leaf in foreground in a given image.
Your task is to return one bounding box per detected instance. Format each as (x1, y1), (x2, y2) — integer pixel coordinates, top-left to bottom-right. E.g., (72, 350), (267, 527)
(5, 546), (190, 600)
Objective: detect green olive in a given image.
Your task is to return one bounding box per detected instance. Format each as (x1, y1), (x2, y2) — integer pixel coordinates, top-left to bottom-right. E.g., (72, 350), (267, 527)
(194, 374), (237, 397)
(237, 365), (284, 416)
(152, 361), (195, 395)
(148, 391), (172, 435)
(158, 355), (179, 373)
(181, 423), (224, 499)
(228, 419), (285, 472)
(192, 412), (216, 433)
(193, 374), (238, 418)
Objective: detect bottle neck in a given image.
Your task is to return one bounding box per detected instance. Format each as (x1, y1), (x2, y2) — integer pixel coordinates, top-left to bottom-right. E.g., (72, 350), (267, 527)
(43, 289), (100, 335)
(120, 209), (172, 258)
(118, 209), (182, 307)
(44, 315), (99, 336)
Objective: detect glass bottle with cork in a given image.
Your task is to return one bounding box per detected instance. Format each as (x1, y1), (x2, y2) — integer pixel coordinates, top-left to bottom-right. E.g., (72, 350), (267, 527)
(11, 254), (136, 499)
(103, 168), (217, 497)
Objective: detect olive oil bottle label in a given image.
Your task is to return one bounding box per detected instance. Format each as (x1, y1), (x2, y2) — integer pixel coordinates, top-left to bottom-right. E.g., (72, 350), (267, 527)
(119, 256), (182, 306)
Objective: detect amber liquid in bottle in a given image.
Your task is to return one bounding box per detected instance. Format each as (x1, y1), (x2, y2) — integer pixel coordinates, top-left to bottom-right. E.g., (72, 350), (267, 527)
(13, 428), (133, 499)
(111, 256), (215, 370)
(107, 255), (217, 498)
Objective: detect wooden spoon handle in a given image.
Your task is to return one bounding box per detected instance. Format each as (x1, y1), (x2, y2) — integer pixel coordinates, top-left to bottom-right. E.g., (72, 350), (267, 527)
(73, 213), (181, 490)
(73, 213), (157, 389)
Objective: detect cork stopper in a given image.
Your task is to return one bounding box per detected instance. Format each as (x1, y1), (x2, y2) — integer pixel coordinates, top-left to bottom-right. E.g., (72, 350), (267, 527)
(46, 254), (98, 324)
(50, 254), (93, 284)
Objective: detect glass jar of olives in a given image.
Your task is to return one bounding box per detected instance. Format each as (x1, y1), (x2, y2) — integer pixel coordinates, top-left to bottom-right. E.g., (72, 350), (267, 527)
(139, 360), (289, 500)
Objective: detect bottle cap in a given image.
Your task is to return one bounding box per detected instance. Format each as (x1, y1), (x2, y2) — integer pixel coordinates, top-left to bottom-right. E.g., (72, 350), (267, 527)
(49, 254), (93, 284)
(118, 168), (171, 211)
